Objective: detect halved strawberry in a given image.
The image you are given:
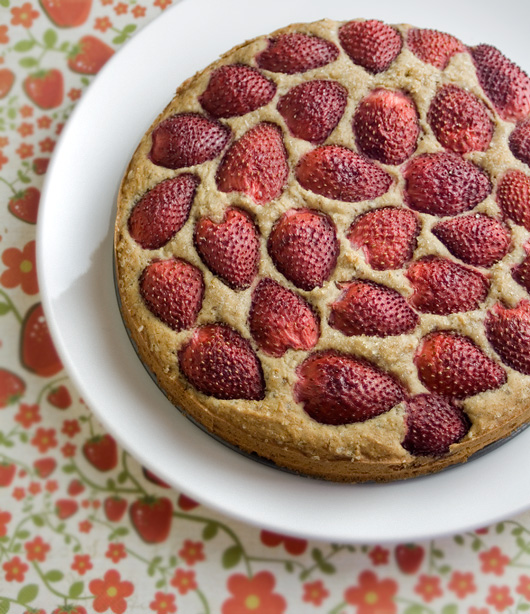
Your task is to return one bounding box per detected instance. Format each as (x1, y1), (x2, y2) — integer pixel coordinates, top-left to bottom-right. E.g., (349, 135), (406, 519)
(415, 331), (506, 398)
(512, 243), (530, 292)
(139, 259), (204, 332)
(347, 207), (419, 270)
(249, 278), (319, 356)
(199, 64), (276, 118)
(255, 32), (339, 74)
(128, 174), (199, 250)
(496, 169), (530, 231)
(509, 118), (530, 167)
(267, 208), (339, 291)
(178, 324), (265, 400)
(406, 257), (489, 315)
(277, 80), (347, 144)
(353, 88), (419, 165)
(0, 369), (25, 408)
(338, 20), (402, 74)
(216, 122), (288, 205)
(329, 279), (418, 337)
(471, 44), (530, 122)
(432, 214), (511, 268)
(402, 394), (470, 456)
(296, 145), (392, 202)
(149, 113), (230, 170)
(194, 207), (260, 290)
(403, 153), (491, 216)
(485, 301), (530, 375)
(407, 28), (466, 70)
(428, 84), (494, 153)
(294, 350), (406, 425)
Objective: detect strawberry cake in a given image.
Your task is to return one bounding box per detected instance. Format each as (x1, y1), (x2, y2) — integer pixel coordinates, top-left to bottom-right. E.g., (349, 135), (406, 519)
(115, 18), (530, 482)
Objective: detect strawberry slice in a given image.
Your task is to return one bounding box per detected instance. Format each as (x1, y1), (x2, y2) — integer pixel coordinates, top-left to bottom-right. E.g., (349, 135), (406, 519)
(267, 208), (339, 291)
(403, 152), (491, 216)
(415, 331), (506, 398)
(128, 174), (199, 250)
(509, 118), (530, 167)
(353, 88), (419, 165)
(402, 394), (470, 456)
(406, 257), (489, 315)
(199, 64), (276, 118)
(329, 279), (418, 337)
(194, 207), (260, 290)
(407, 28), (466, 69)
(512, 243), (530, 292)
(471, 44), (530, 122)
(149, 113), (230, 170)
(255, 32), (339, 74)
(248, 278), (320, 356)
(296, 145), (392, 202)
(432, 214), (511, 268)
(428, 84), (494, 153)
(338, 20), (402, 74)
(496, 169), (530, 231)
(294, 350), (406, 425)
(277, 80), (347, 144)
(347, 207), (419, 270)
(216, 122), (288, 205)
(139, 259), (204, 332)
(178, 324), (265, 400)
(485, 301), (530, 375)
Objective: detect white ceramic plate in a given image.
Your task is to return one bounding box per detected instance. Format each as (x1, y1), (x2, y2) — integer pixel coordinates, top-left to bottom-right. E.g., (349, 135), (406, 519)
(38, 0), (530, 543)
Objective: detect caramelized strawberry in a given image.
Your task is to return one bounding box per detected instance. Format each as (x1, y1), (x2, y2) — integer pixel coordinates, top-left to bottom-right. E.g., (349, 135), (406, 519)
(255, 32), (339, 74)
(428, 84), (494, 153)
(485, 301), (530, 375)
(347, 207), (419, 270)
(512, 244), (530, 292)
(149, 113), (230, 170)
(296, 145), (392, 202)
(496, 169), (530, 231)
(509, 118), (530, 166)
(199, 64), (276, 118)
(471, 44), (530, 122)
(216, 122), (288, 205)
(139, 259), (204, 332)
(432, 215), (511, 268)
(339, 20), (402, 74)
(277, 80), (347, 144)
(415, 331), (506, 398)
(407, 28), (466, 69)
(128, 174), (199, 250)
(329, 279), (418, 337)
(294, 350), (406, 425)
(194, 207), (260, 290)
(178, 324), (265, 400)
(402, 394), (469, 456)
(353, 88), (419, 165)
(406, 257), (489, 315)
(267, 208), (339, 291)
(403, 153), (491, 216)
(248, 278), (319, 356)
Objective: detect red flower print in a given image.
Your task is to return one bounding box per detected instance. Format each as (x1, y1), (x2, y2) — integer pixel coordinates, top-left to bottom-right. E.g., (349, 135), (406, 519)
(517, 574), (530, 600)
(14, 403), (41, 428)
(302, 580), (329, 606)
(222, 571), (286, 614)
(16, 143), (34, 159)
(486, 585), (513, 612)
(448, 571), (476, 598)
(39, 137), (55, 153)
(468, 609), (489, 614)
(480, 547), (511, 576)
(0, 151), (7, 170)
(132, 5), (146, 17)
(114, 2), (127, 14)
(72, 554), (93, 575)
(260, 530), (307, 555)
(344, 571), (398, 614)
(45, 479), (59, 493)
(89, 569), (134, 614)
(28, 481), (41, 495)
(154, 0), (172, 8)
(56, 123), (64, 135)
(414, 575), (443, 603)
(61, 443), (76, 457)
(62, 419), (81, 437)
(52, 608), (87, 614)
(79, 520), (92, 533)
(369, 545), (390, 566)
(94, 16), (112, 32)
(20, 105), (33, 118)
(68, 88), (82, 101)
(12, 487), (25, 500)
(0, 25), (8, 44)
(37, 116), (52, 129)
(0, 510), (11, 537)
(150, 592), (176, 614)
(3, 556), (29, 582)
(106, 543), (127, 563)
(17, 123), (34, 137)
(24, 536), (50, 562)
(31, 427), (57, 453)
(170, 568), (197, 594)
(11, 3), (39, 27)
(1, 241), (38, 295)
(178, 540), (205, 566)
(101, 0), (113, 5)
(0, 137), (8, 147)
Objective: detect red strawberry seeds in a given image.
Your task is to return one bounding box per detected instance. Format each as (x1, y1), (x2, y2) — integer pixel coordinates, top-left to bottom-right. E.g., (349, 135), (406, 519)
(512, 244), (530, 292)
(339, 20), (402, 74)
(497, 169), (530, 231)
(509, 117), (530, 167)
(485, 301), (530, 375)
(407, 28), (466, 70)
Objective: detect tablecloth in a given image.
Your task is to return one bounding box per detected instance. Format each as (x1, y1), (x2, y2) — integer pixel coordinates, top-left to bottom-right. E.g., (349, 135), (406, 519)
(2, 1), (530, 612)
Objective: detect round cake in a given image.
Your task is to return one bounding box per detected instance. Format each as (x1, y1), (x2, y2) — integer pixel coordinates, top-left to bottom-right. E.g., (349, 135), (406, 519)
(114, 18), (530, 482)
